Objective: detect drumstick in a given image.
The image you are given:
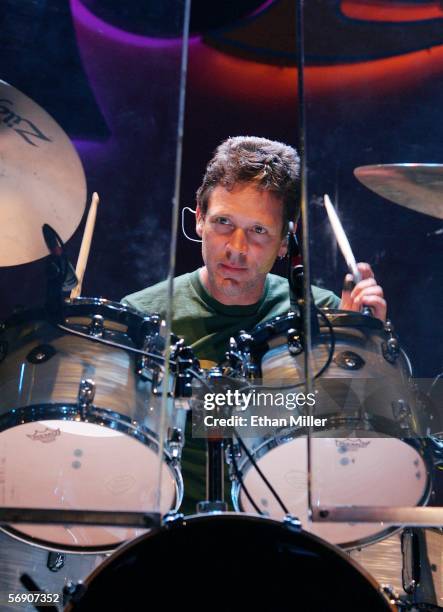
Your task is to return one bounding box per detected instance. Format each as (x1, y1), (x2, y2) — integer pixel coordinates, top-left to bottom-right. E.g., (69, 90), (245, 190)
(324, 194), (361, 282)
(324, 194), (372, 315)
(70, 192), (100, 299)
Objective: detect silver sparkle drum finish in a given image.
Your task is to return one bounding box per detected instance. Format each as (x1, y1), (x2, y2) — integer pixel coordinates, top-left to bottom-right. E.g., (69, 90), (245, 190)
(0, 529), (106, 611)
(349, 529), (443, 606)
(0, 298), (189, 552)
(227, 310), (431, 549)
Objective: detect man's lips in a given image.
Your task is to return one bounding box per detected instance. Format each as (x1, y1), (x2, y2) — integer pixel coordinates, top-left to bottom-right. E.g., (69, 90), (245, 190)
(219, 263), (248, 273)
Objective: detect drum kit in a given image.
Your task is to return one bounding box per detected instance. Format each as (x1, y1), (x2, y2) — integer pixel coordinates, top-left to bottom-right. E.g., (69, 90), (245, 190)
(0, 81), (442, 611)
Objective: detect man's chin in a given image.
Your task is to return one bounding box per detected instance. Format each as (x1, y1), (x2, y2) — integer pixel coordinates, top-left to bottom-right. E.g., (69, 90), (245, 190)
(218, 278), (243, 296)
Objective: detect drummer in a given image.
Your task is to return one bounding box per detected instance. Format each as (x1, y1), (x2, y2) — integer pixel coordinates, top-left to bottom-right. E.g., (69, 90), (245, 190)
(122, 135), (387, 511)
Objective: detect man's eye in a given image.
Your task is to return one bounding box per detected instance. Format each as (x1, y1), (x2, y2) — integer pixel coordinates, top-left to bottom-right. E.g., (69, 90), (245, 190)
(216, 217), (231, 225)
(252, 226), (266, 234)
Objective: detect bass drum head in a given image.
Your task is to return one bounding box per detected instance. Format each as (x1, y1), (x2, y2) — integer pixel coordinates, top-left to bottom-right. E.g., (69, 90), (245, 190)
(67, 514), (394, 612)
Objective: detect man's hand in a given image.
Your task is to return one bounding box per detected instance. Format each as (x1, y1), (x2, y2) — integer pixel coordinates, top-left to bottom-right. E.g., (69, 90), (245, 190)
(339, 262), (387, 322)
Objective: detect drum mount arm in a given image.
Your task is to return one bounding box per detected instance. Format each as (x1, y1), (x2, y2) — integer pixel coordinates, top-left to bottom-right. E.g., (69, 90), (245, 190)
(42, 224), (77, 314)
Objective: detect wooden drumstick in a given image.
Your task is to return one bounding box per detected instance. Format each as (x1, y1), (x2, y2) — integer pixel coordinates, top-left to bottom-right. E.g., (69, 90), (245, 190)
(70, 192), (100, 299)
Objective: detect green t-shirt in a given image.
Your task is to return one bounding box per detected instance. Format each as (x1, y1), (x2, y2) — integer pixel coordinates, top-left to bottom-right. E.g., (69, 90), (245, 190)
(122, 269), (340, 514)
(122, 269), (340, 366)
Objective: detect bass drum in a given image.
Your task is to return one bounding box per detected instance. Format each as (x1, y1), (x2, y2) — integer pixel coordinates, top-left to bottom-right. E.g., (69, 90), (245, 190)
(66, 514), (395, 611)
(0, 530), (106, 612)
(227, 311), (431, 549)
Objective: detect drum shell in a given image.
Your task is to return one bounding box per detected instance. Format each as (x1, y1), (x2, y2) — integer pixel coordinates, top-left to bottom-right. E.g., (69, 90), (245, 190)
(259, 316), (422, 436)
(349, 528), (443, 606)
(228, 311), (431, 549)
(0, 529), (106, 611)
(0, 299), (187, 551)
(0, 303), (183, 435)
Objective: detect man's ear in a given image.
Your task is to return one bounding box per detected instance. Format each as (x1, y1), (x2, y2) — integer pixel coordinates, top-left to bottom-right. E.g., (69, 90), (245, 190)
(196, 206), (204, 237)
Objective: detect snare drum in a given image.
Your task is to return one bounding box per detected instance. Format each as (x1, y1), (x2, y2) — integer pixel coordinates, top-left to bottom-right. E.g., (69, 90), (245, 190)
(0, 298), (191, 552)
(227, 310), (431, 549)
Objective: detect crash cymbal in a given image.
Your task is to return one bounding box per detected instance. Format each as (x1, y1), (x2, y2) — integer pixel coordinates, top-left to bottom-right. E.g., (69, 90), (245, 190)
(354, 164), (443, 220)
(0, 81), (86, 266)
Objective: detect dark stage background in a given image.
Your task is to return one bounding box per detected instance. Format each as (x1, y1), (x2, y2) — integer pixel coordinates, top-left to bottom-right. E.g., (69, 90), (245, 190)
(1, 1), (442, 379)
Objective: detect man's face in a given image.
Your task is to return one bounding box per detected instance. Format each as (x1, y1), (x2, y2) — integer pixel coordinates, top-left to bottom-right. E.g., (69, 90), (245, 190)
(196, 183), (287, 305)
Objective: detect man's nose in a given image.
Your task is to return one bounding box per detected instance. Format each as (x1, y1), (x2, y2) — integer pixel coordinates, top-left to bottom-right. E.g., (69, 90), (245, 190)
(227, 228), (248, 257)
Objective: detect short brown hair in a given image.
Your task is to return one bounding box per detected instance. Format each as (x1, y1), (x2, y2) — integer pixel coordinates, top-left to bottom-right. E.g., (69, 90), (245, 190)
(196, 136), (300, 233)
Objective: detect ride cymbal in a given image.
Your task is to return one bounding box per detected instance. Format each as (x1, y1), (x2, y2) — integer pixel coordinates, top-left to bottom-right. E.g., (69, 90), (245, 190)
(354, 164), (443, 220)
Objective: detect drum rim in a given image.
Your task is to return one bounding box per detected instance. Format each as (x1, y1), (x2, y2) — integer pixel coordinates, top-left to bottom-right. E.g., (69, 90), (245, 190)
(0, 297), (167, 354)
(231, 433), (433, 550)
(64, 512), (394, 611)
(250, 309), (384, 341)
(0, 402), (177, 453)
(2, 297), (146, 325)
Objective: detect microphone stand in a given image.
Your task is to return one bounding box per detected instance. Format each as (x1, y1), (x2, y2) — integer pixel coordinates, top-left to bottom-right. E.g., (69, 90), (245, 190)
(287, 224), (319, 339)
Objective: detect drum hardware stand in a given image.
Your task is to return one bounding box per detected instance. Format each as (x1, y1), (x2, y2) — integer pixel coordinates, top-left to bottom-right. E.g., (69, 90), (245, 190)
(88, 314), (105, 337)
(42, 224), (78, 315)
(383, 320), (401, 363)
(163, 511), (184, 525)
(147, 340), (195, 398)
(197, 367), (228, 513)
(381, 585), (443, 611)
(197, 438), (228, 513)
(136, 317), (166, 382)
(172, 341), (195, 399)
(63, 581), (88, 607)
(312, 505), (443, 526)
(0, 508), (161, 528)
(225, 333), (258, 379)
(47, 551), (65, 572)
(136, 331), (163, 382)
(287, 327), (303, 355)
(166, 426), (184, 461)
(20, 572), (59, 611)
(392, 399), (414, 431)
(168, 344), (195, 463)
(401, 528), (440, 610)
(283, 514), (302, 530)
(287, 225), (320, 340)
(402, 529), (422, 598)
(78, 378), (96, 419)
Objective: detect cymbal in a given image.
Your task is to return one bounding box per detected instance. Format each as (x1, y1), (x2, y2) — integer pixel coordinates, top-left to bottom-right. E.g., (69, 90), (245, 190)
(354, 164), (443, 220)
(0, 81), (86, 266)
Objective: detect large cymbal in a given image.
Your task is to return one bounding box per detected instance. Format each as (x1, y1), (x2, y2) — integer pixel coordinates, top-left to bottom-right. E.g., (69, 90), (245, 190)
(354, 164), (443, 220)
(0, 81), (86, 266)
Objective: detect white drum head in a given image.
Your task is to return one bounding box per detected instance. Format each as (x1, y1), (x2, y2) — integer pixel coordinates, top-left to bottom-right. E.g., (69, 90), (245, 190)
(0, 420), (177, 550)
(240, 435), (428, 547)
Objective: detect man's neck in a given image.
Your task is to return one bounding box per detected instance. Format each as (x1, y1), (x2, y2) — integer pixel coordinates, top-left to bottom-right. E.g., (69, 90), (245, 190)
(199, 267), (266, 306)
